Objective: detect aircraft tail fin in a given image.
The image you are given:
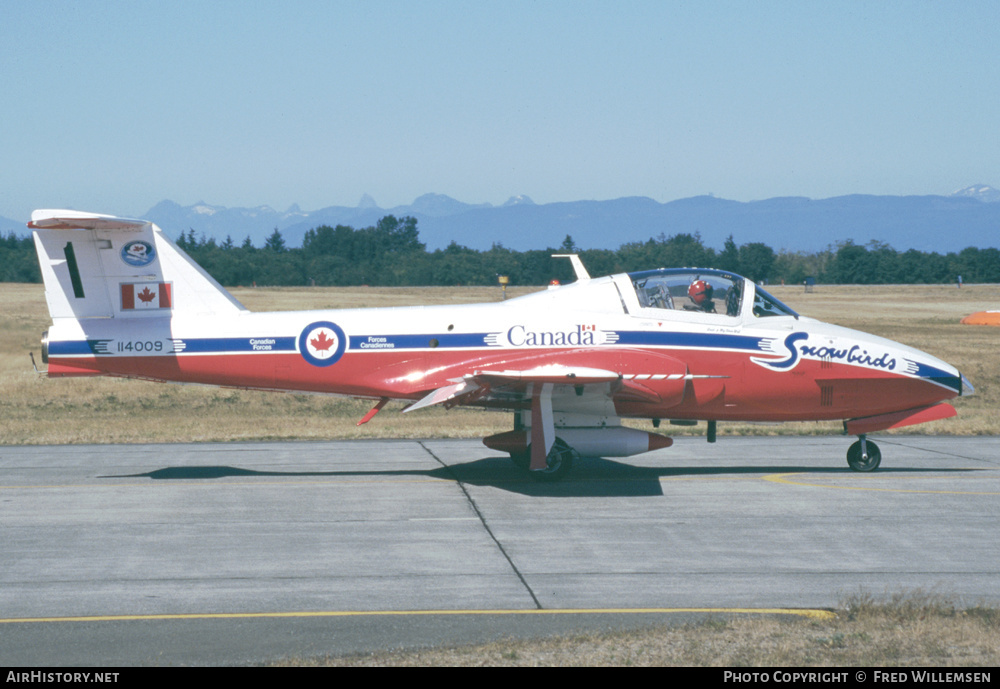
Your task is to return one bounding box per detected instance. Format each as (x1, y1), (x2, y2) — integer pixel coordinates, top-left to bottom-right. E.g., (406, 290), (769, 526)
(30, 209), (246, 321)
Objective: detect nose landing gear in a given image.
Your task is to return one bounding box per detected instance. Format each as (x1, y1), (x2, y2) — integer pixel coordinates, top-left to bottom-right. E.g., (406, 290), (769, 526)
(847, 434), (881, 472)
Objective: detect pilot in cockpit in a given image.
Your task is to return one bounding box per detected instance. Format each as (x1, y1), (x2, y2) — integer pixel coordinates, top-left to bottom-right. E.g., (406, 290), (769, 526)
(685, 279), (716, 313)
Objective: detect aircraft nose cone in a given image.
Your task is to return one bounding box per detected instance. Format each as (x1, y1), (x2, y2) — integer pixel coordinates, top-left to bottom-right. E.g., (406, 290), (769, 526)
(961, 373), (975, 397)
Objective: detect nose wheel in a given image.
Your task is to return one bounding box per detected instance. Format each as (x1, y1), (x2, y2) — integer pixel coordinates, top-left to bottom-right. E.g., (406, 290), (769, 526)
(847, 435), (881, 472)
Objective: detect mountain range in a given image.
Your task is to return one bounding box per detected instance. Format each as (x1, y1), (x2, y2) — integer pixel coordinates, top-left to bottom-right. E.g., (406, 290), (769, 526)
(5, 185), (998, 253)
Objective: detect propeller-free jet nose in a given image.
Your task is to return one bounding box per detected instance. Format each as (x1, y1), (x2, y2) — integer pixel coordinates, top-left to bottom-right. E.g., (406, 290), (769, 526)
(961, 372), (975, 397)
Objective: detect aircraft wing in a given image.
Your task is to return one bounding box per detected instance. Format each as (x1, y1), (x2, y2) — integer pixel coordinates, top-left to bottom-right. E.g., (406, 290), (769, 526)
(402, 349), (697, 471)
(402, 348), (694, 414)
(403, 363), (623, 413)
(473, 364), (621, 385)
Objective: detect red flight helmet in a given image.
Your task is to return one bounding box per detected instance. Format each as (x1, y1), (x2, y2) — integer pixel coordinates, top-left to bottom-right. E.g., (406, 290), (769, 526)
(688, 279), (713, 305)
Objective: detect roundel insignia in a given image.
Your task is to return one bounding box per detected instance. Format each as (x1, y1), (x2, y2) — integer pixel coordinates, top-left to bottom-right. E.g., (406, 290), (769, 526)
(299, 321), (348, 367)
(121, 240), (156, 267)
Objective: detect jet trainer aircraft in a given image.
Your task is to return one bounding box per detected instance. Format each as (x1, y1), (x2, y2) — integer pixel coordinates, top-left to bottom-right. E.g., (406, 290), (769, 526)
(29, 209), (973, 480)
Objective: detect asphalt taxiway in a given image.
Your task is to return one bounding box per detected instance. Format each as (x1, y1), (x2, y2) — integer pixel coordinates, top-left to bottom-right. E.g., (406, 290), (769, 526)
(1, 436), (998, 665)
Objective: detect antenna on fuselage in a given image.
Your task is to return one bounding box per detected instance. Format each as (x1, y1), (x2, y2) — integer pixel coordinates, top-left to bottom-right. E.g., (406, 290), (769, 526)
(551, 254), (591, 281)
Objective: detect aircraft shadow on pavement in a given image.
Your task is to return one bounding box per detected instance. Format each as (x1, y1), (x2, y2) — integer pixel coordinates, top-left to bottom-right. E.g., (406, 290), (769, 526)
(100, 457), (978, 498)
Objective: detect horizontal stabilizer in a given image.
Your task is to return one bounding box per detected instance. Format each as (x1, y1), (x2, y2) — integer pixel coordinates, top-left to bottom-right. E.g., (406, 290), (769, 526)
(28, 210), (148, 231)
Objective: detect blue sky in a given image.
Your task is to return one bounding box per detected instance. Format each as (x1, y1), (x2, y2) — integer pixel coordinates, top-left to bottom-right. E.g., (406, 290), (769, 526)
(2, 1), (997, 221)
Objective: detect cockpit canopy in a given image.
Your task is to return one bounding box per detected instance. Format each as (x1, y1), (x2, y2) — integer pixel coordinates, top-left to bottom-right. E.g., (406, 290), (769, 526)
(627, 268), (798, 320)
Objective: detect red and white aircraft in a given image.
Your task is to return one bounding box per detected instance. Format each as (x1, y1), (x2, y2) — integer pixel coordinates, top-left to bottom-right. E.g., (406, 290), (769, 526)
(30, 209), (973, 480)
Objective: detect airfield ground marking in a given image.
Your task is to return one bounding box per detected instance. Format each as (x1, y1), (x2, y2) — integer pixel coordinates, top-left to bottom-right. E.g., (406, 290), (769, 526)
(657, 476), (760, 483)
(763, 472), (1000, 495)
(417, 440), (544, 609)
(0, 607), (835, 625)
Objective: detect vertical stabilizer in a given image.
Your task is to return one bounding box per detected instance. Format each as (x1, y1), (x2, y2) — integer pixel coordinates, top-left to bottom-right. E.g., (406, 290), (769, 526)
(30, 210), (246, 321)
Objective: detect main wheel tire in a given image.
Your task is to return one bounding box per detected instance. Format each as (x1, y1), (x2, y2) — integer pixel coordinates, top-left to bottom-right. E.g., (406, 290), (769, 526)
(511, 438), (578, 481)
(847, 439), (881, 472)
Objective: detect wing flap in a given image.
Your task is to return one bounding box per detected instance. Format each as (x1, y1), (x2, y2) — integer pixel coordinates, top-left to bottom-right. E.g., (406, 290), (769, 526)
(403, 379), (481, 413)
(474, 364), (620, 385)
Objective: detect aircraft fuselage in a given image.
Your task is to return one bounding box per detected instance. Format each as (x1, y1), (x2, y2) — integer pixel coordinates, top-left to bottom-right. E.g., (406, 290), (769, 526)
(44, 274), (965, 424)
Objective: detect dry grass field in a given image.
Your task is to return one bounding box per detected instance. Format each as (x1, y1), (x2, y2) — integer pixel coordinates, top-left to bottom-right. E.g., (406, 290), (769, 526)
(1, 281), (998, 445)
(300, 592), (1000, 667)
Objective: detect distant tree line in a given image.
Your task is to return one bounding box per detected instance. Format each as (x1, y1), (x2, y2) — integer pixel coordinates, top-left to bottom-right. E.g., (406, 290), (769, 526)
(3, 216), (998, 287)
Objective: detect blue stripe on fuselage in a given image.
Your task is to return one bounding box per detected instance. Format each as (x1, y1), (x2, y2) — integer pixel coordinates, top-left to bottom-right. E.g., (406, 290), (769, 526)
(48, 331), (770, 356)
(349, 332), (490, 350)
(612, 331), (768, 351)
(179, 337), (297, 353)
(905, 359), (963, 394)
(48, 337), (298, 356)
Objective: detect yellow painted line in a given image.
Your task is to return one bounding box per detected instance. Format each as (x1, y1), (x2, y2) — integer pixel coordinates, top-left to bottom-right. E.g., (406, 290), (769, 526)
(659, 476), (760, 483)
(0, 607), (835, 624)
(763, 472), (1000, 495)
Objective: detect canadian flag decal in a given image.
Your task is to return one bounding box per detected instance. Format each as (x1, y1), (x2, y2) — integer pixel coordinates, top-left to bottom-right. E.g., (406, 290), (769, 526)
(121, 282), (172, 310)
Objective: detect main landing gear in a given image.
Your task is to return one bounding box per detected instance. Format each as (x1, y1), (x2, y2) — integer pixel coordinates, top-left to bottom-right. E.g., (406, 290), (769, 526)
(510, 438), (579, 482)
(847, 434), (881, 472)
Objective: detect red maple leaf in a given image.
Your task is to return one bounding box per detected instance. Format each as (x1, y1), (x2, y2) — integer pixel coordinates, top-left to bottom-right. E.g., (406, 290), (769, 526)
(310, 330), (335, 351)
(137, 287), (156, 303)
